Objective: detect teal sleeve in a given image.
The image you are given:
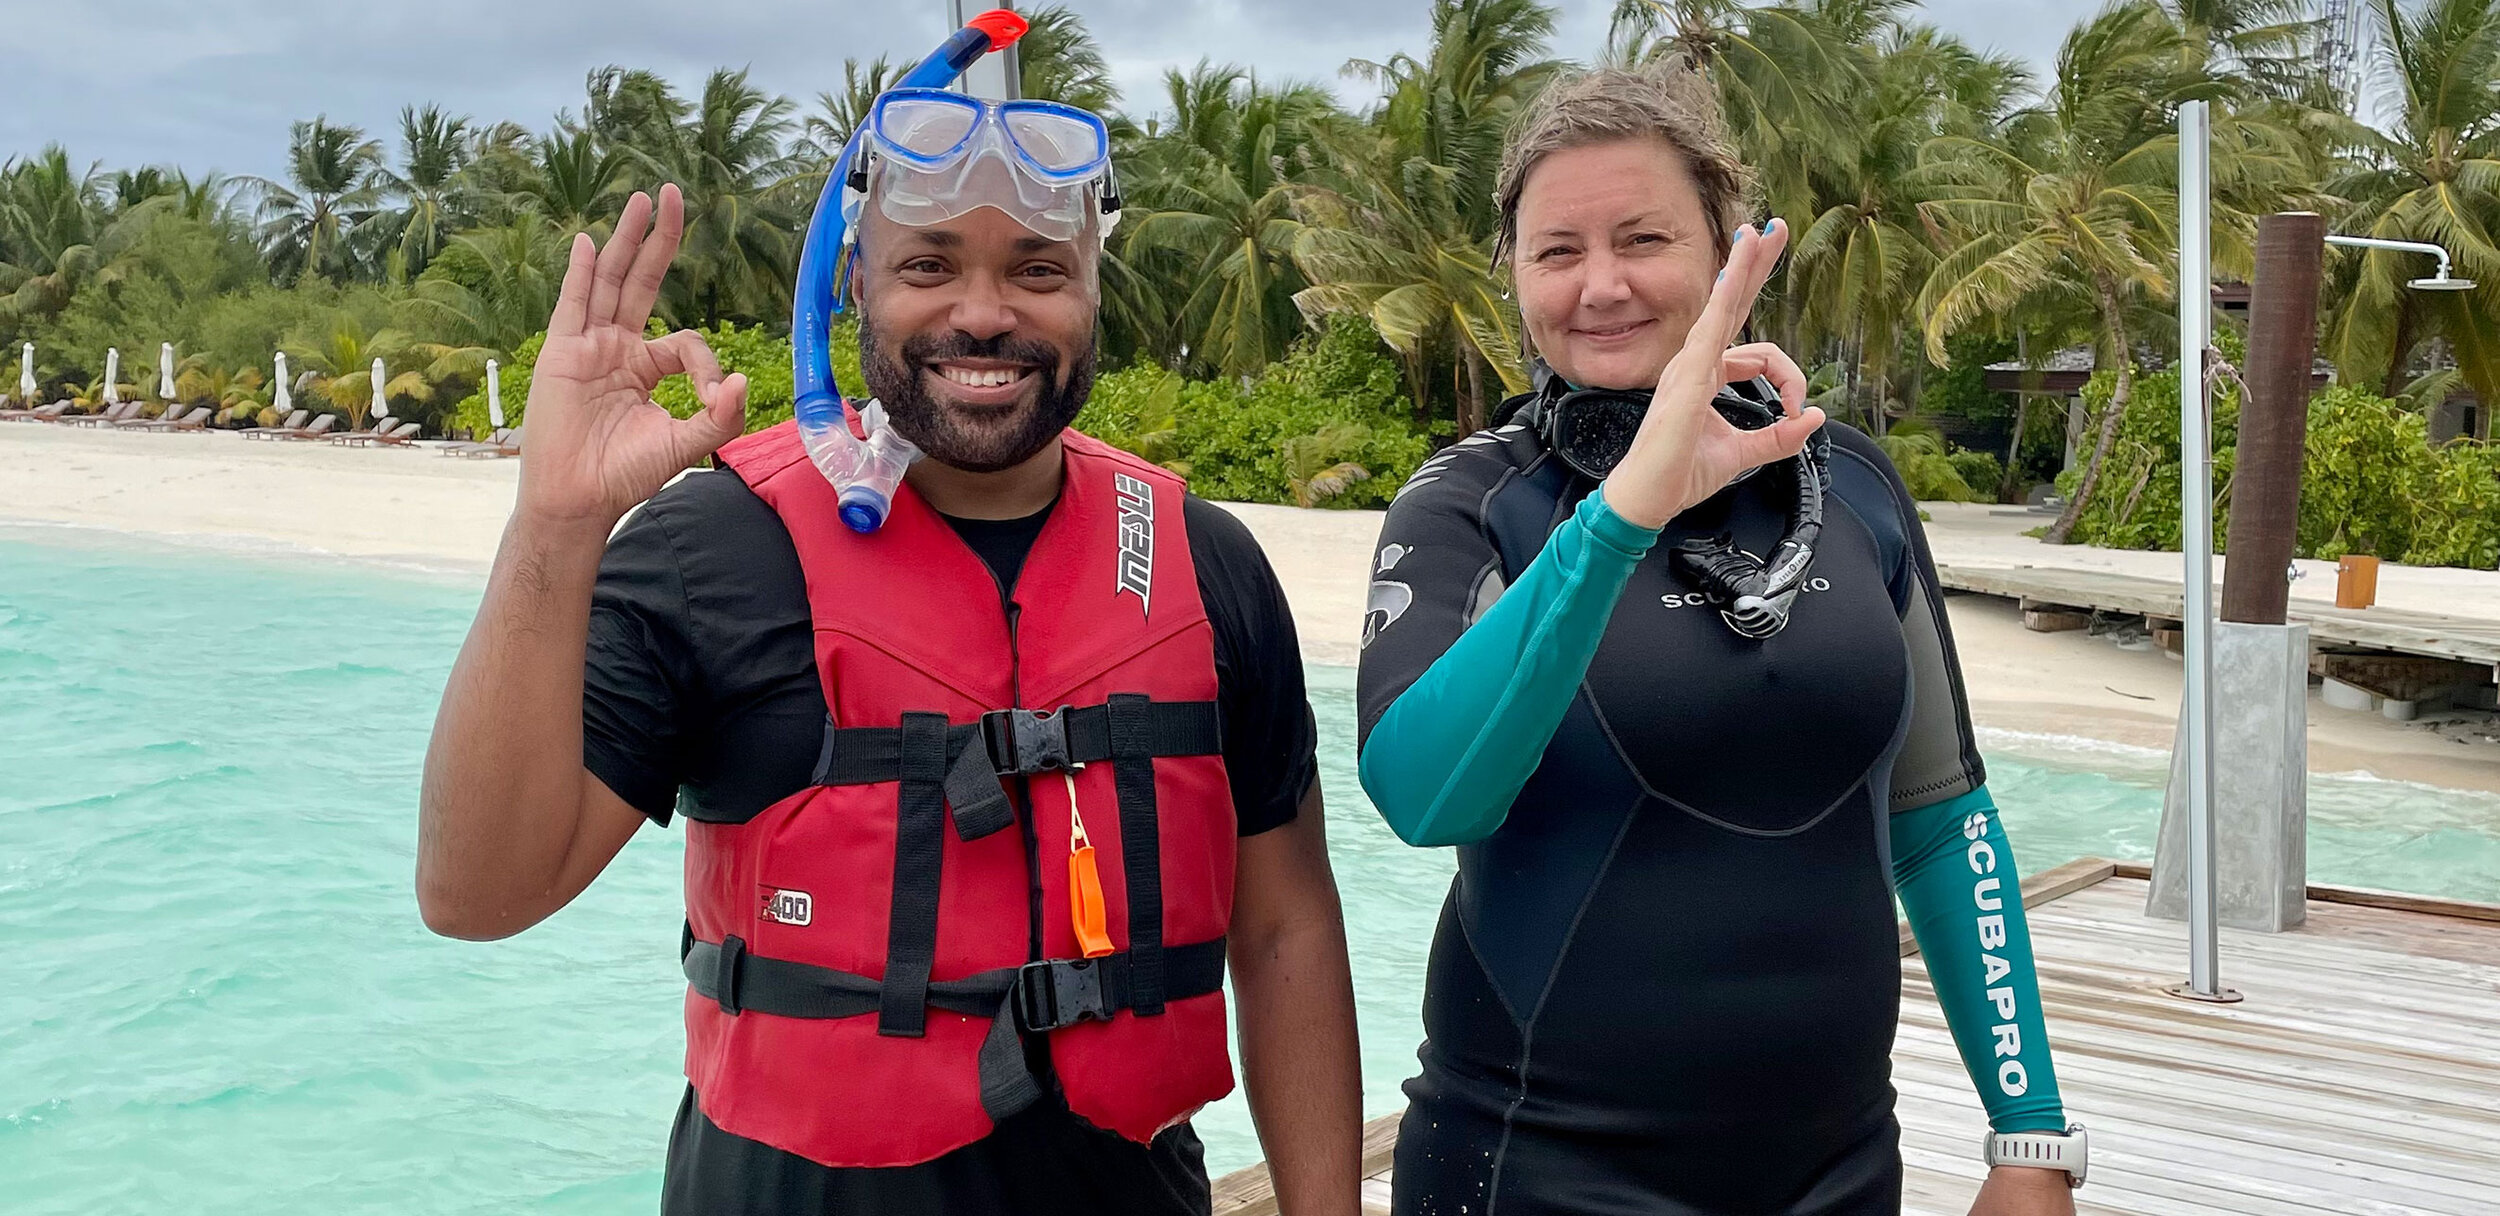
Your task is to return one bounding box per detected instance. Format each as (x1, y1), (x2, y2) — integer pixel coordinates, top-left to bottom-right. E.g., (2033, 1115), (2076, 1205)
(1356, 489), (1660, 847)
(1892, 785), (2068, 1133)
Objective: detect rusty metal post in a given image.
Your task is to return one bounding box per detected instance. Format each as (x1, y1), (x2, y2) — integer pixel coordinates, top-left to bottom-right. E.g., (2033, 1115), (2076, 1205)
(2221, 212), (2325, 625)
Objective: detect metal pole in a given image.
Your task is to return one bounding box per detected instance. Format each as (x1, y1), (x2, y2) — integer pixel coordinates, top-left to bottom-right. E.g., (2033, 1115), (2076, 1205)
(2323, 234), (2463, 284)
(2172, 100), (2230, 1002)
(949, 0), (1020, 99)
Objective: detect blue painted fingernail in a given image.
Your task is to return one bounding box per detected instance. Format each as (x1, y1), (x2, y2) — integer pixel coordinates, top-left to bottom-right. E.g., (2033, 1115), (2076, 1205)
(1716, 269), (1725, 281)
(1732, 225), (1750, 242)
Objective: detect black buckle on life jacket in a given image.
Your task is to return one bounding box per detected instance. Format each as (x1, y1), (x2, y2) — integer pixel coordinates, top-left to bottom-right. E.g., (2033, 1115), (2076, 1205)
(1013, 957), (1112, 1033)
(982, 706), (1076, 776)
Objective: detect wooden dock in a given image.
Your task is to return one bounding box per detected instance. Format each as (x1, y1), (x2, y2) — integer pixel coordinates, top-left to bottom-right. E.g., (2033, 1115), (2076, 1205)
(1212, 860), (2500, 1216)
(1937, 563), (2500, 679)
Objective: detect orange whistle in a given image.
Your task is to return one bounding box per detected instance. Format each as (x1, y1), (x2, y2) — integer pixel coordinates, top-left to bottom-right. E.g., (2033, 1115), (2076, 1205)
(1069, 847), (1114, 959)
(1064, 772), (1115, 959)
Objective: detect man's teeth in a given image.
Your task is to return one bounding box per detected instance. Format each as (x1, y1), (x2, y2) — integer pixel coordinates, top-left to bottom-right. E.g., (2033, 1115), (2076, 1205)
(938, 366), (1026, 388)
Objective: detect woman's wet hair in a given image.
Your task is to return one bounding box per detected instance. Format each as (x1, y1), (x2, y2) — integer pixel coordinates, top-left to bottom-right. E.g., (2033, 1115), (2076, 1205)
(1493, 59), (1757, 268)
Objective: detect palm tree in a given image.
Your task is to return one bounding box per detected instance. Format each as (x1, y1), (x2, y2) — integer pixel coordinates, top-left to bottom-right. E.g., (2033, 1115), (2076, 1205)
(2318, 0), (2500, 426)
(1792, 21), (2024, 433)
(1120, 66), (1339, 376)
(404, 213), (570, 374)
(252, 118), (386, 284)
(1608, 0), (1860, 223)
(0, 147), (110, 325)
(2161, 0), (2325, 102)
(640, 69), (802, 327)
(509, 130), (626, 235)
(583, 66), (692, 154)
(1915, 4), (2191, 544)
(1294, 0), (1563, 432)
(109, 167), (180, 213)
(171, 360), (270, 423)
(289, 315), (425, 429)
(373, 105), (475, 280)
(1017, 4), (1121, 114)
(800, 56), (902, 160)
(1348, 0), (1564, 243)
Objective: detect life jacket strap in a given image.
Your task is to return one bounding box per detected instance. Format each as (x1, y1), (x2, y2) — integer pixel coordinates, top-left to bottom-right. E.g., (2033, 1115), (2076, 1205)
(680, 932), (1226, 1124)
(809, 698), (1223, 843)
(803, 696), (1222, 1039)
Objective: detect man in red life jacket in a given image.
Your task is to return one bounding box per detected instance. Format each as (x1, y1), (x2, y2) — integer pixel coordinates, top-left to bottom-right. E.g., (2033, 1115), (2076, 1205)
(417, 90), (1361, 1216)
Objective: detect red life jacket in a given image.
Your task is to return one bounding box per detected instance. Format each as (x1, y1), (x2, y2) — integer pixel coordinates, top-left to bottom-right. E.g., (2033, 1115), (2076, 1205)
(681, 422), (1239, 1168)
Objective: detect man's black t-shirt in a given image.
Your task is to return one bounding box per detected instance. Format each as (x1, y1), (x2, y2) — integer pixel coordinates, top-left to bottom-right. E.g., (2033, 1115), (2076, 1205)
(580, 468), (1318, 1216)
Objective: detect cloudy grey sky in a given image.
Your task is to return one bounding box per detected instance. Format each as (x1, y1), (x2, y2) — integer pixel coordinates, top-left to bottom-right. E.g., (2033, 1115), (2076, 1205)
(2, 0), (2081, 186)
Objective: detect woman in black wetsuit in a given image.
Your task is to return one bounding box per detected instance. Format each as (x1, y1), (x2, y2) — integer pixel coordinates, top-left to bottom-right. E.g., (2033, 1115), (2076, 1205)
(1356, 63), (2085, 1216)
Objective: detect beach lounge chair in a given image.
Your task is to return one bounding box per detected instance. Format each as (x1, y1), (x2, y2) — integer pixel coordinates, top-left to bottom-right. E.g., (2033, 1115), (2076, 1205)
(62, 402), (142, 428)
(114, 404), (204, 431)
(132, 406), (213, 433)
(272, 415), (339, 441)
(445, 425), (524, 458)
(322, 420), (396, 447)
(0, 402), (70, 422)
(368, 420), (423, 446)
(240, 410), (314, 440)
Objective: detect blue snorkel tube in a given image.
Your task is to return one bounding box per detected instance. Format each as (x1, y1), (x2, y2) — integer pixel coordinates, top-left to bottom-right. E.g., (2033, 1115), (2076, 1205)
(790, 9), (1032, 532)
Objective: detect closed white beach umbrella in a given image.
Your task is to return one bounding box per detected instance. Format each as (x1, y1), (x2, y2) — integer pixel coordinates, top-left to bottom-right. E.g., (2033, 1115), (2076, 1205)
(370, 357), (391, 425)
(486, 359), (504, 430)
(18, 343), (33, 402)
(103, 347), (120, 404)
(274, 351), (291, 412)
(159, 342), (176, 400)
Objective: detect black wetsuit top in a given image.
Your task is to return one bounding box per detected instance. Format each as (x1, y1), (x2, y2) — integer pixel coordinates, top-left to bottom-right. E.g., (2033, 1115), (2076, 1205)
(1356, 410), (1986, 1216)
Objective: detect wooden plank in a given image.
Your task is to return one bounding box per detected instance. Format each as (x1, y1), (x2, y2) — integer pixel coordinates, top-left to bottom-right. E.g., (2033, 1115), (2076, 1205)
(1209, 1110), (1402, 1216)
(1218, 871), (2500, 1216)
(2107, 861), (2500, 924)
(1938, 563), (2500, 668)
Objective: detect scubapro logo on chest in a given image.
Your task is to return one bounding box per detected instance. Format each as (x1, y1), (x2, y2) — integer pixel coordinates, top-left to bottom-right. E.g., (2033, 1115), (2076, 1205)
(1659, 576), (1831, 610)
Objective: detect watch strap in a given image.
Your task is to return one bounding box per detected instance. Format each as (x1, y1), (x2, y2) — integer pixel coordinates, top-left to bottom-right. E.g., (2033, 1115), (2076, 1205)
(1985, 1123), (2088, 1188)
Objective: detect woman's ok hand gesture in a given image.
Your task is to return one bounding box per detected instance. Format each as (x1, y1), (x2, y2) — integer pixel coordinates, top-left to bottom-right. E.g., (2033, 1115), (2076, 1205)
(1601, 218), (1823, 530)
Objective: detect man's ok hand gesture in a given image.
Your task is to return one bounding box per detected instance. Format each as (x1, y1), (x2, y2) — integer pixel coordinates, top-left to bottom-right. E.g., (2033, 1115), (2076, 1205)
(518, 184), (750, 531)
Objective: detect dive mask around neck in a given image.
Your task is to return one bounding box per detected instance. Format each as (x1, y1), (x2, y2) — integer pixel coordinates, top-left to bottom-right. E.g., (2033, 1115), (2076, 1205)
(1532, 373), (1830, 640)
(1539, 376), (1785, 483)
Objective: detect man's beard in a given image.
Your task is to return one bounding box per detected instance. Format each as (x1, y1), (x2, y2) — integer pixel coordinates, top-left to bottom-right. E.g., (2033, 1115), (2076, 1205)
(859, 317), (1096, 474)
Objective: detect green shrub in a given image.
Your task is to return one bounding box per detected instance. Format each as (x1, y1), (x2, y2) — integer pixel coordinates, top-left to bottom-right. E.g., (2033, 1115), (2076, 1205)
(445, 320), (844, 439)
(2296, 387), (2500, 567)
(2056, 369), (2500, 570)
(1875, 424), (1985, 503)
(1947, 448), (2005, 501)
(2055, 364), (2241, 551)
(649, 320), (810, 431)
(1918, 334), (2016, 424)
(447, 333), (543, 438)
(444, 313), (1431, 509)
(1077, 315), (1430, 508)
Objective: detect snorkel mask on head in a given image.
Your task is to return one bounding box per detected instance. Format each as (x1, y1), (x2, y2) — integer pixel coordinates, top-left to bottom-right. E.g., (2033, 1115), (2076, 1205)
(788, 7), (1121, 533)
(1529, 371), (1831, 640)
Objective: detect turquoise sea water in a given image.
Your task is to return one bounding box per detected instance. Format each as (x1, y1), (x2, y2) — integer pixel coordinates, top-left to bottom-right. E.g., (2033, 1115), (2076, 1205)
(5, 525), (2497, 1213)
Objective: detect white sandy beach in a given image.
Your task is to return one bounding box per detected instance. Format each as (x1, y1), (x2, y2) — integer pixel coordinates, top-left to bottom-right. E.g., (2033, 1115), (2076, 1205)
(8, 420), (2498, 793)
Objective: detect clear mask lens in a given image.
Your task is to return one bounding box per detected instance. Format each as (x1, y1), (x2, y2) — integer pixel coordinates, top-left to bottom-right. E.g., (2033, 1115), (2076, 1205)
(864, 90), (1112, 243)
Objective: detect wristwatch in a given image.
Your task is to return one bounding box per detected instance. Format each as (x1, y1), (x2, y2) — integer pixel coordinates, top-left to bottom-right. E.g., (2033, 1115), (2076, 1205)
(1984, 1123), (2088, 1188)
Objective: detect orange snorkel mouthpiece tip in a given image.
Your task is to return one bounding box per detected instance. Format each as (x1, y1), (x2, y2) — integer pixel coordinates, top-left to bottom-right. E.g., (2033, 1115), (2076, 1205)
(967, 8), (1030, 48)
